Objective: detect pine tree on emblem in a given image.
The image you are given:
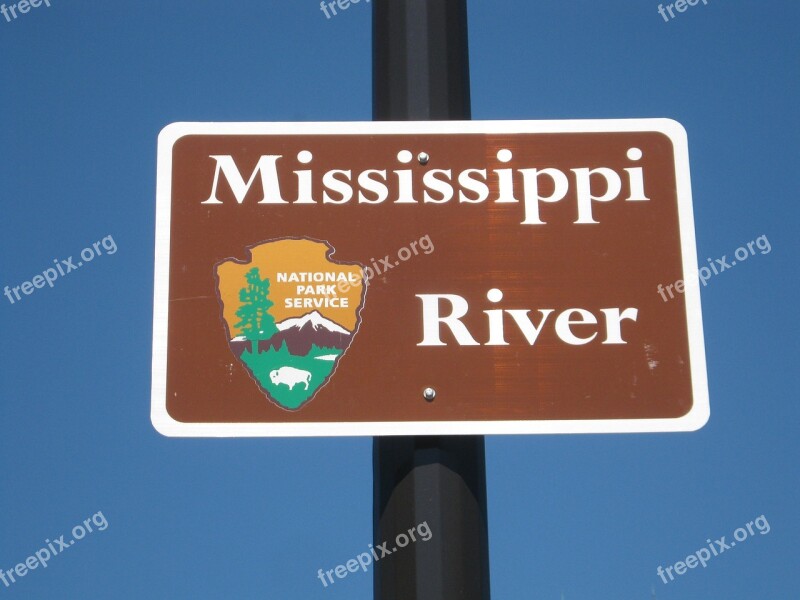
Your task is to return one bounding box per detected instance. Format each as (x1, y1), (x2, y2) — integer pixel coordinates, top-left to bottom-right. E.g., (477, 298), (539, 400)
(235, 267), (277, 354)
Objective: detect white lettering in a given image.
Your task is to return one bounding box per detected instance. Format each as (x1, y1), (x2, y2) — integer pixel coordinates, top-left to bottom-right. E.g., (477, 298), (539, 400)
(203, 155), (287, 204)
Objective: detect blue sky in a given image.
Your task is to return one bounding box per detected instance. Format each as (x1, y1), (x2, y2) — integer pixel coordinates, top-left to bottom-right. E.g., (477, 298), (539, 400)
(0, 1), (797, 598)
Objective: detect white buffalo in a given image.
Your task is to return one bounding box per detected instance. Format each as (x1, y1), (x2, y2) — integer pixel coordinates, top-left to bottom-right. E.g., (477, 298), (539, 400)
(269, 366), (312, 391)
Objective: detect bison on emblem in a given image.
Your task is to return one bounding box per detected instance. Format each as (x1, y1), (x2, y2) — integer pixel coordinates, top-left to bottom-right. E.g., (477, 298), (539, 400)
(269, 366), (312, 391)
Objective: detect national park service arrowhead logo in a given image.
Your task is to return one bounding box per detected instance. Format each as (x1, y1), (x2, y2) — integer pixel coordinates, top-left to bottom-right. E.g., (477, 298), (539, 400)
(215, 238), (366, 410)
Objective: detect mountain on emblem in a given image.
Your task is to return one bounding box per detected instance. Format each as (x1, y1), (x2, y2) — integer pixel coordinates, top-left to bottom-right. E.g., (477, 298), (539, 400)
(215, 238), (366, 410)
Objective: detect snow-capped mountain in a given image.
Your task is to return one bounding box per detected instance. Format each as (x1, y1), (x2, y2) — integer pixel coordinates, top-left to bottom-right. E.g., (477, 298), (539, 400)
(230, 311), (352, 356)
(275, 311), (350, 335)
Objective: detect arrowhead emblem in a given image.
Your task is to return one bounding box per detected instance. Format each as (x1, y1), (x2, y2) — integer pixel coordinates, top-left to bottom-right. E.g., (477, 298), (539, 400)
(215, 238), (366, 410)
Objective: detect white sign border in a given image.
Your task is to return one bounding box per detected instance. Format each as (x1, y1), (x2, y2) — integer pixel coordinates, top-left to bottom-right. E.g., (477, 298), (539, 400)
(152, 118), (709, 437)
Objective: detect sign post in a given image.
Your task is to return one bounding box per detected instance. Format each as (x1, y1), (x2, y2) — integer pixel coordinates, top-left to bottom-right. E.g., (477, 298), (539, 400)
(372, 1), (491, 599)
(151, 4), (708, 599)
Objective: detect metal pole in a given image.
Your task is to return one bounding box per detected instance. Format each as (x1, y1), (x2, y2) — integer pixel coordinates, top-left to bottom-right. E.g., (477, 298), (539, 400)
(373, 0), (471, 121)
(372, 2), (490, 599)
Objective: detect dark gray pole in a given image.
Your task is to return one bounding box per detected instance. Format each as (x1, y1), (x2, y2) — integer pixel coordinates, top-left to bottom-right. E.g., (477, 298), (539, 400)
(373, 0), (471, 120)
(372, 2), (490, 599)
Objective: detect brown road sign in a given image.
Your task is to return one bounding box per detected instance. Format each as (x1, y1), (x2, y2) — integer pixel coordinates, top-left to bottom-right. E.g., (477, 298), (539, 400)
(151, 119), (708, 436)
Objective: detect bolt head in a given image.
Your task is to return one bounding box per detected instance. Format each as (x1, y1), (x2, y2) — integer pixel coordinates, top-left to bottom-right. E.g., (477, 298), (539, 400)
(423, 387), (436, 401)
(417, 152), (430, 165)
